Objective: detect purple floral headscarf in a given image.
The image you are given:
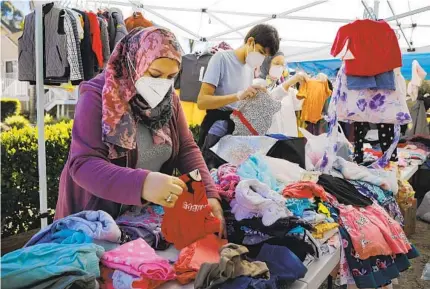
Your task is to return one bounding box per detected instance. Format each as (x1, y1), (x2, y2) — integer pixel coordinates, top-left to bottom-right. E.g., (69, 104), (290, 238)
(102, 27), (182, 159)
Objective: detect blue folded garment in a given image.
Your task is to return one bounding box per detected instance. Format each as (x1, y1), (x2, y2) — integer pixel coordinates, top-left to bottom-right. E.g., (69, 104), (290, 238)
(1, 243), (104, 289)
(256, 243), (308, 282)
(221, 243), (307, 289)
(347, 71), (395, 90)
(25, 210), (122, 247)
(52, 229), (93, 244)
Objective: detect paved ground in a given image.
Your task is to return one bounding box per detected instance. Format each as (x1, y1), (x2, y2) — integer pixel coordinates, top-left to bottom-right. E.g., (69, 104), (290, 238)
(319, 220), (430, 289)
(394, 220), (430, 289)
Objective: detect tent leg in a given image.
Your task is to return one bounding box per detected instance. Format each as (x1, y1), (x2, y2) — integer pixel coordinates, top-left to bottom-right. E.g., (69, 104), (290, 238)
(35, 1), (48, 229)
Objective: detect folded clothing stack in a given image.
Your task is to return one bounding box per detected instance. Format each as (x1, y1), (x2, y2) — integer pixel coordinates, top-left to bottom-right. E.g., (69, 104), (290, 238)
(175, 234), (227, 284)
(100, 238), (175, 281)
(195, 243), (270, 289)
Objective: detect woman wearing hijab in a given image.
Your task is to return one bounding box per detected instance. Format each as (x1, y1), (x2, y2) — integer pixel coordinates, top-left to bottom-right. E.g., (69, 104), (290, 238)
(255, 52), (307, 137)
(55, 27), (225, 235)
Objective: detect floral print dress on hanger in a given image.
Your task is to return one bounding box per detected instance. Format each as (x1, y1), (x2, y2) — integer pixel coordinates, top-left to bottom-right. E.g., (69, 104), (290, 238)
(335, 66), (411, 125)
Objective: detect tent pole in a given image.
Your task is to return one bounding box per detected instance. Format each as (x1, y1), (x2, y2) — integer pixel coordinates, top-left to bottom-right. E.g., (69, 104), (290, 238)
(212, 37), (332, 45)
(385, 5), (430, 21)
(143, 6), (201, 39)
(206, 11), (244, 38)
(35, 1), (48, 228)
(387, 1), (414, 51)
(207, 0), (328, 40)
(207, 9), (269, 17)
(278, 16), (351, 23)
(361, 0), (376, 20)
(373, 0), (380, 18)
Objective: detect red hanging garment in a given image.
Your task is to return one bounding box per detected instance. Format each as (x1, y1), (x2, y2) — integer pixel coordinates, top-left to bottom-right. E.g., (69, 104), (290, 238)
(161, 170), (220, 249)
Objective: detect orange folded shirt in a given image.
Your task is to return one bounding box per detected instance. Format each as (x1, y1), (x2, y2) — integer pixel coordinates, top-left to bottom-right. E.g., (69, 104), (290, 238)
(175, 234), (227, 285)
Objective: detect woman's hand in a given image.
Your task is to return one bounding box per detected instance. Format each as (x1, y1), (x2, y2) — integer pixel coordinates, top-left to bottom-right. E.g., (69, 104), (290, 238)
(141, 172), (186, 208)
(236, 85), (267, 101)
(282, 73), (309, 90)
(208, 198), (227, 239)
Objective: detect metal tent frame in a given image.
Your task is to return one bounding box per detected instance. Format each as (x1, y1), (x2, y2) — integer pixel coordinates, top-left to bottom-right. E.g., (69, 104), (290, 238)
(33, 0), (430, 228)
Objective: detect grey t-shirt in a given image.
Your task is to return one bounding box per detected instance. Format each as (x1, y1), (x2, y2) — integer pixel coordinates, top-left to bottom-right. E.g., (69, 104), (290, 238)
(136, 123), (172, 171)
(202, 50), (253, 136)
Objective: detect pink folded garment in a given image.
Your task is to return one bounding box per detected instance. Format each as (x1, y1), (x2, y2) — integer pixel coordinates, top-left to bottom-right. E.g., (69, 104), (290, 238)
(101, 239), (175, 280)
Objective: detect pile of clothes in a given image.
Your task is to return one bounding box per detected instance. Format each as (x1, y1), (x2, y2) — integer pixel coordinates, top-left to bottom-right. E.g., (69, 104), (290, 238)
(209, 140), (419, 289)
(2, 147), (421, 289)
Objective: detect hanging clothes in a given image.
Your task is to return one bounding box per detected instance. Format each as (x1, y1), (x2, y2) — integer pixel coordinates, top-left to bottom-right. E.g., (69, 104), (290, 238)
(267, 86), (302, 137)
(353, 122), (398, 163)
(335, 66), (411, 125)
(108, 8), (127, 51)
(331, 19), (402, 76)
(98, 17), (111, 67)
(18, 3), (69, 83)
(406, 99), (430, 136)
(87, 11), (104, 69)
(175, 53), (213, 102)
(407, 60), (427, 101)
(297, 79), (332, 124)
(346, 70), (396, 91)
(125, 11), (153, 32)
(73, 9), (95, 80)
(64, 10), (84, 84)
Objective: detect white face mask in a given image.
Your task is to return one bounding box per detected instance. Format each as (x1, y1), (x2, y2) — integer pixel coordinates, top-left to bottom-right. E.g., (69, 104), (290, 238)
(269, 65), (284, 80)
(135, 77), (173, 108)
(246, 44), (265, 69)
(127, 54), (173, 108)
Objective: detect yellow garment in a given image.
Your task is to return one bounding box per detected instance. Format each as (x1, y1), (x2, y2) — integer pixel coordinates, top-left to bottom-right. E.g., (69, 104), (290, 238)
(296, 111), (305, 137)
(312, 223), (339, 239)
(317, 203), (331, 218)
(297, 80), (332, 124)
(176, 89), (206, 126)
(396, 179), (415, 208)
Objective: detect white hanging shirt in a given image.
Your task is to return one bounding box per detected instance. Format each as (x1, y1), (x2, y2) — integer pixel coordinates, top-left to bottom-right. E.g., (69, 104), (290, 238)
(267, 85), (302, 137)
(407, 60), (427, 101)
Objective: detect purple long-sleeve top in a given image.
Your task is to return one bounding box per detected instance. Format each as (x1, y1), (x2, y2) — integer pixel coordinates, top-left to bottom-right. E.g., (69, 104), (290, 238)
(55, 73), (219, 220)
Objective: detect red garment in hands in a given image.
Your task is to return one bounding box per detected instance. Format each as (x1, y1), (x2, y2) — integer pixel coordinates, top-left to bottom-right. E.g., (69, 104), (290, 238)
(161, 169), (220, 250)
(282, 181), (327, 201)
(175, 234), (227, 285)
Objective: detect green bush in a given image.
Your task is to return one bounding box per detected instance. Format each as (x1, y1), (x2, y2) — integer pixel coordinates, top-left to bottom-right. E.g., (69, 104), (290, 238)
(0, 121), (200, 237)
(44, 114), (55, 125)
(4, 115), (30, 129)
(419, 80), (430, 96)
(1, 98), (21, 121)
(189, 125), (200, 144)
(1, 121), (73, 237)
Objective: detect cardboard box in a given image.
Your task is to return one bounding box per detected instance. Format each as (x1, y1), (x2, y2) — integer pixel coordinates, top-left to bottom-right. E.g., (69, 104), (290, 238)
(400, 198), (417, 237)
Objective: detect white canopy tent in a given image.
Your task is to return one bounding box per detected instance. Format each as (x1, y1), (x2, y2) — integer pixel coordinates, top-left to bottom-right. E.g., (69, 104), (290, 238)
(34, 0), (430, 227)
(78, 0), (430, 58)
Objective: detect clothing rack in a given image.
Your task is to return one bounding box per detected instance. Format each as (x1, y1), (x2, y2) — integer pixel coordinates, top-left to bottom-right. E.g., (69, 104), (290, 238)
(34, 1), (48, 228)
(23, 0), (129, 228)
